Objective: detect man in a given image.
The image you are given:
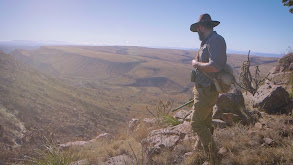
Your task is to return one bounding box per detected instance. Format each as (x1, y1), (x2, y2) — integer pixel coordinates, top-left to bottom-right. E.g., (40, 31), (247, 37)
(190, 13), (227, 164)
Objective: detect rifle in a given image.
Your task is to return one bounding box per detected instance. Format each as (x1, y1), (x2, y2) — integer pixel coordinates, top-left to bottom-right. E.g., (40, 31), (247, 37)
(171, 52), (197, 112)
(172, 99), (194, 112)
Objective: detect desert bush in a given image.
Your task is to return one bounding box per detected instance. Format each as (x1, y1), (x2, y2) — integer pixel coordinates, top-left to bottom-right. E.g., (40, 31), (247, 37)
(238, 50), (269, 96)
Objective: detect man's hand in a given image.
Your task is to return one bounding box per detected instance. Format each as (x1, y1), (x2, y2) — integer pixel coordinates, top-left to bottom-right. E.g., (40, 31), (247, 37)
(192, 60), (199, 69)
(191, 60), (219, 73)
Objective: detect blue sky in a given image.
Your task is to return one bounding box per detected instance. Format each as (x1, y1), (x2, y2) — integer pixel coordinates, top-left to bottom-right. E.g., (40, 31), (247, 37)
(0, 0), (292, 54)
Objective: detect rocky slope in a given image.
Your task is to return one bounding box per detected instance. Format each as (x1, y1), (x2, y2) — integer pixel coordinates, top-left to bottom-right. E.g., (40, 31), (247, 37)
(0, 52), (128, 162)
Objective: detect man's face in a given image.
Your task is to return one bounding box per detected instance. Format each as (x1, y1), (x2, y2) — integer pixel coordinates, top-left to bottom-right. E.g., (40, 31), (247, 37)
(196, 25), (205, 41)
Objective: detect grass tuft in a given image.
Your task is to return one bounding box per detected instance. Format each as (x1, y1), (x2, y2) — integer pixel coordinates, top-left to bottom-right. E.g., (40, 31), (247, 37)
(27, 144), (79, 165)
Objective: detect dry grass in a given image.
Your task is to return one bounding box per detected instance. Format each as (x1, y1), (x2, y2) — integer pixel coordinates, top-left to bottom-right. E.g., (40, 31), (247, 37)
(214, 114), (293, 165)
(23, 112), (293, 165)
(74, 136), (144, 164)
(25, 144), (80, 165)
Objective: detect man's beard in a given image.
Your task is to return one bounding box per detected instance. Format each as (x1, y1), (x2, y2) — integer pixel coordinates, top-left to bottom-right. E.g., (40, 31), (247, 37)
(198, 30), (205, 41)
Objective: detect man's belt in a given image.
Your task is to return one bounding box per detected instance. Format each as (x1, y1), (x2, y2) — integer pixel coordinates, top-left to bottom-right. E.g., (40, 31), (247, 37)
(196, 83), (216, 90)
(196, 84), (204, 88)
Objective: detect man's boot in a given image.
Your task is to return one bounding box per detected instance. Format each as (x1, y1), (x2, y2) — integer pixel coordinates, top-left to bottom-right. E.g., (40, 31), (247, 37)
(208, 140), (219, 165)
(193, 137), (203, 151)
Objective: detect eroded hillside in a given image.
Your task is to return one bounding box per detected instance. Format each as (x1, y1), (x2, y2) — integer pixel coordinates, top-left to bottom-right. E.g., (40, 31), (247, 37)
(0, 52), (130, 161)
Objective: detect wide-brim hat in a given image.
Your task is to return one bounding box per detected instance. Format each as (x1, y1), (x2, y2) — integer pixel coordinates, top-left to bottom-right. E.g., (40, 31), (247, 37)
(190, 13), (220, 32)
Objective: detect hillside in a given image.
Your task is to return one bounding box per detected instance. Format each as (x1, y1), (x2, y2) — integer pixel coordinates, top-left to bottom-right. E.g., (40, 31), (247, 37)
(9, 45), (279, 124)
(0, 52), (130, 161)
(11, 46), (278, 98)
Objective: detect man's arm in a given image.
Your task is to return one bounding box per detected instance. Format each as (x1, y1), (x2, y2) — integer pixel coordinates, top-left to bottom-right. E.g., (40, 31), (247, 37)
(192, 60), (219, 73)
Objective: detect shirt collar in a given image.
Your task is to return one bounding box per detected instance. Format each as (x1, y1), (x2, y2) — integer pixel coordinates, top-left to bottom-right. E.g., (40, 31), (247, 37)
(201, 31), (217, 46)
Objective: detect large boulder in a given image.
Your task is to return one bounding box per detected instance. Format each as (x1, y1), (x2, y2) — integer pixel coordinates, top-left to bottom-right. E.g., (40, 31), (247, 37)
(213, 87), (249, 124)
(253, 81), (293, 114)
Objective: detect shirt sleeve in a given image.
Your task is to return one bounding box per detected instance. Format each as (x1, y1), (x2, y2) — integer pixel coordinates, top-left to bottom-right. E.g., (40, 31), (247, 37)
(207, 36), (227, 71)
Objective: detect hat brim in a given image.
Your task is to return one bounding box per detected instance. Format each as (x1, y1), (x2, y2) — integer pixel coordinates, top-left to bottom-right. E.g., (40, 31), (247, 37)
(190, 21), (220, 32)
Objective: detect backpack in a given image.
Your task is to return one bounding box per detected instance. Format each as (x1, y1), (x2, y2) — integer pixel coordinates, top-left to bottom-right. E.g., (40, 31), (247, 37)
(203, 64), (235, 93)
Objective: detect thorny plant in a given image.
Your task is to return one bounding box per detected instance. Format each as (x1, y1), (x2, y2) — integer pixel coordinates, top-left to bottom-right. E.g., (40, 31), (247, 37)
(237, 50), (270, 96)
(146, 100), (173, 120)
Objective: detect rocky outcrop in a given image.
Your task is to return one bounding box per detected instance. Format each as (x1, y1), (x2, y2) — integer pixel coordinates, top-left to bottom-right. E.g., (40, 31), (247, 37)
(272, 53), (293, 73)
(253, 81), (293, 114)
(269, 53), (293, 90)
(0, 104), (26, 151)
(141, 122), (195, 156)
(174, 109), (192, 122)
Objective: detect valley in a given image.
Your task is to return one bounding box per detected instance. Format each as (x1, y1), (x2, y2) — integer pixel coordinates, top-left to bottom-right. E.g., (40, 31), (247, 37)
(0, 46), (279, 162)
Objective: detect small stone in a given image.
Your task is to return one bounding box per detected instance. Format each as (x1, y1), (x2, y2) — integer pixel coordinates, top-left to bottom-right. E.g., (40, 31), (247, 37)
(103, 154), (133, 165)
(202, 161), (210, 165)
(212, 119), (227, 128)
(263, 137), (274, 145)
(255, 122), (263, 129)
(92, 133), (114, 142)
(218, 147), (228, 156)
(184, 152), (193, 157)
(128, 118), (140, 132)
(143, 118), (157, 126)
(222, 113), (239, 126)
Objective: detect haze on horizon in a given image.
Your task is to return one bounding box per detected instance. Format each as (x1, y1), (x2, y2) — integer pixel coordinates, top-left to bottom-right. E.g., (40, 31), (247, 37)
(0, 0), (292, 54)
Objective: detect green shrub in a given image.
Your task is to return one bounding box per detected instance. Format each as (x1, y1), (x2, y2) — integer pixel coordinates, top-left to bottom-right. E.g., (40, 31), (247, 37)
(162, 115), (181, 126)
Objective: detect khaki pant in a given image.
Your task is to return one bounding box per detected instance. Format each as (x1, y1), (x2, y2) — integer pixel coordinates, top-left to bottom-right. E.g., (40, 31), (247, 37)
(191, 85), (219, 163)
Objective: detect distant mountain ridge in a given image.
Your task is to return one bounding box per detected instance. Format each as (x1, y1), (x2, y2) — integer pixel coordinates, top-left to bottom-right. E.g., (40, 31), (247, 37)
(0, 40), (282, 57)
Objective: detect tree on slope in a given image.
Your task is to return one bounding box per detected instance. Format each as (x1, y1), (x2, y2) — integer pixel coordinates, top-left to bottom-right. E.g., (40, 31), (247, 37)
(282, 0), (293, 13)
